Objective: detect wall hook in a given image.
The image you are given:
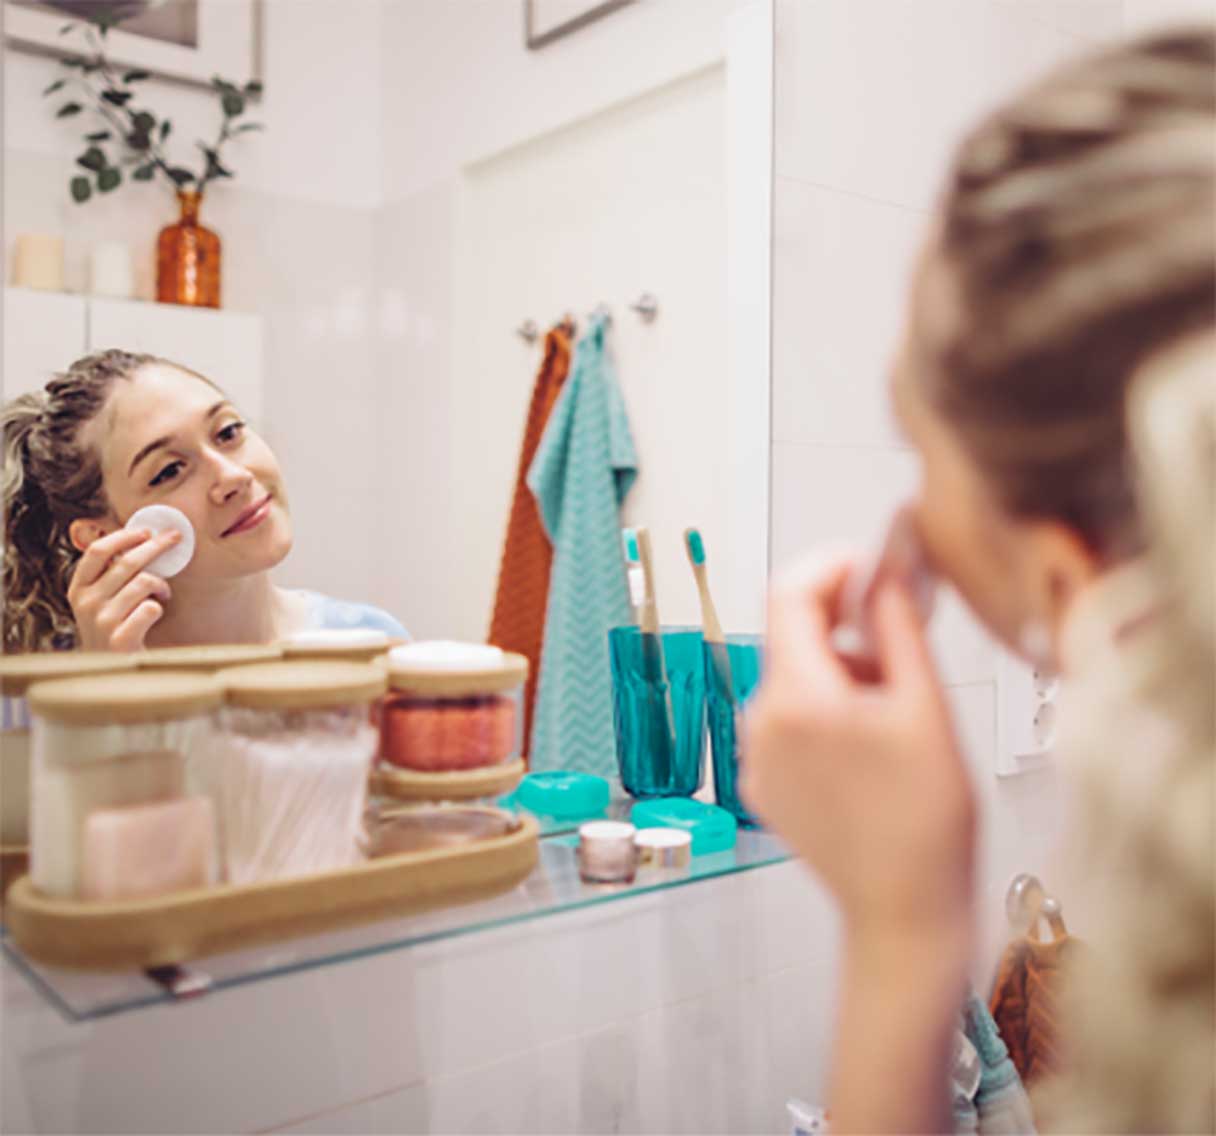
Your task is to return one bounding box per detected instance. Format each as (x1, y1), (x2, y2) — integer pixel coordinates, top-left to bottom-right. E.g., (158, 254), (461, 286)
(630, 292), (659, 323)
(516, 319), (539, 344)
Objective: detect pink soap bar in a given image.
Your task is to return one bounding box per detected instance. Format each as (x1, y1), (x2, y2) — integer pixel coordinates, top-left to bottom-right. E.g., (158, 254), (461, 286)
(80, 797), (216, 901)
(381, 696), (517, 771)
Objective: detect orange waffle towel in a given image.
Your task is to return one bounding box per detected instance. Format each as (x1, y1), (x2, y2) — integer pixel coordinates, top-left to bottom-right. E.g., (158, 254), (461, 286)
(989, 935), (1081, 1089)
(488, 323), (573, 761)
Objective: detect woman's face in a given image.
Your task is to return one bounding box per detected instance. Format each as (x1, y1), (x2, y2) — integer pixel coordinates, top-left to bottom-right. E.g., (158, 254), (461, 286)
(84, 363), (292, 581)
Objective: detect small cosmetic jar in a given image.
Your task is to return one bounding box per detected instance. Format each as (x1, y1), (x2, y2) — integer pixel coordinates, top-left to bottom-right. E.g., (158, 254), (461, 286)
(25, 670), (223, 899)
(212, 661), (387, 884)
(0, 653), (136, 852)
(137, 643), (283, 674)
(634, 826), (692, 870)
(380, 642), (527, 773)
(577, 820), (638, 883)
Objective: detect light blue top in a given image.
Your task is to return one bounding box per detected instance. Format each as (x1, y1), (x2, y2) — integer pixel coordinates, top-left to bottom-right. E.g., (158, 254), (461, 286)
(294, 590), (408, 639)
(526, 312), (638, 776)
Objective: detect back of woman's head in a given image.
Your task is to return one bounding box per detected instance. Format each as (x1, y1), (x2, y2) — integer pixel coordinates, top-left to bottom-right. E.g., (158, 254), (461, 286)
(2, 349), (154, 652)
(923, 24), (1215, 562)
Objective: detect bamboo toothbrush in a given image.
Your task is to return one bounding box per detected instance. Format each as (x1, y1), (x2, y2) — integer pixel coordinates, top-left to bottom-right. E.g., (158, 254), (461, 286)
(629, 526), (676, 785)
(684, 527), (734, 702)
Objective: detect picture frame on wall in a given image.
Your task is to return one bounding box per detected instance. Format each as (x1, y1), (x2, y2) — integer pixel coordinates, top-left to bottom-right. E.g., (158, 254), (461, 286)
(4, 0), (260, 87)
(524, 0), (636, 51)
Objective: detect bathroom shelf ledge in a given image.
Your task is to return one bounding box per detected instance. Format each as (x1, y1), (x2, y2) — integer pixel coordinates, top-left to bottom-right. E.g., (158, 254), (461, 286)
(2, 827), (788, 1023)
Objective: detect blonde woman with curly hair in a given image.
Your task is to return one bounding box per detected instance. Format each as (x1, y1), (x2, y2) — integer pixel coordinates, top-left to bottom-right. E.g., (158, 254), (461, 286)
(744, 25), (1214, 1134)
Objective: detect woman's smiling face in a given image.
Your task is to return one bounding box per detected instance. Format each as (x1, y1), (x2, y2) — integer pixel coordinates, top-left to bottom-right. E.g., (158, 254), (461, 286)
(83, 361), (292, 580)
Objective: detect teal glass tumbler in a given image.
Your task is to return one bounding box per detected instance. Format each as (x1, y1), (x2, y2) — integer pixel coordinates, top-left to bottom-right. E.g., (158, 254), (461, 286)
(608, 626), (706, 799)
(703, 634), (763, 826)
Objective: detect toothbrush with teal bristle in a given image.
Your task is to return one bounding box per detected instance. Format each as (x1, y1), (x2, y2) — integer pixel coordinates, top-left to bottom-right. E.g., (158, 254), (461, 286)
(622, 526), (676, 788)
(684, 527), (734, 704)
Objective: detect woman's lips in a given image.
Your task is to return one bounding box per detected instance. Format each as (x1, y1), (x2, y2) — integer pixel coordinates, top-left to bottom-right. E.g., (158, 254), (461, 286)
(222, 494), (273, 537)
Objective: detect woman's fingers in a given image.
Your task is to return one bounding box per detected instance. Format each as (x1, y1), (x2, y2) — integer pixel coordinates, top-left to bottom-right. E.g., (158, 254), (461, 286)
(108, 598), (165, 652)
(871, 581), (939, 697)
(94, 529), (181, 598)
(70, 527), (151, 592)
(100, 572), (171, 632)
(767, 548), (858, 693)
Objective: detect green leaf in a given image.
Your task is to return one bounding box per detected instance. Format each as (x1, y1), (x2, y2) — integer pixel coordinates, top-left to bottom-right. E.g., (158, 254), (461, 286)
(159, 119), (172, 141)
(76, 146), (107, 172)
(244, 79), (264, 96)
(101, 88), (131, 106)
(211, 75), (237, 94)
(221, 91), (245, 117)
(133, 163), (156, 181)
(59, 23), (75, 35)
(127, 130), (151, 152)
(70, 175), (91, 203)
(42, 78), (66, 96)
(85, 130), (112, 142)
(97, 167), (121, 192)
(56, 102), (83, 118)
(59, 57), (85, 69)
(168, 167), (194, 187)
(233, 122), (264, 134)
(131, 111), (156, 133)
(123, 69), (151, 83)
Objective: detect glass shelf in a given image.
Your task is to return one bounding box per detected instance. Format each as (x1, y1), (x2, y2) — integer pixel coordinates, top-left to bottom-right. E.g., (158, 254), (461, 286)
(2, 828), (788, 1023)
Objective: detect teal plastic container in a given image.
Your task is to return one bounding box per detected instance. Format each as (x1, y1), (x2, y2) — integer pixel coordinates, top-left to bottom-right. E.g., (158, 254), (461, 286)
(631, 797), (737, 855)
(703, 634), (763, 826)
(608, 626), (706, 799)
(514, 770), (610, 819)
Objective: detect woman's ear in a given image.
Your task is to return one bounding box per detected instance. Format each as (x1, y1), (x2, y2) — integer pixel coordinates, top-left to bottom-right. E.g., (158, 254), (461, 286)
(1026, 520), (1103, 639)
(68, 517), (116, 553)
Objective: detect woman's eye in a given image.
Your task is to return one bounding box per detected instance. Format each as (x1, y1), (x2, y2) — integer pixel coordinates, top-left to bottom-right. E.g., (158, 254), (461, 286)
(217, 420), (245, 444)
(149, 461), (184, 488)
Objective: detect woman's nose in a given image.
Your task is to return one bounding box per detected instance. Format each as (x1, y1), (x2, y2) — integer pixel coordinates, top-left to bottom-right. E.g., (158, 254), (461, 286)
(208, 451), (255, 505)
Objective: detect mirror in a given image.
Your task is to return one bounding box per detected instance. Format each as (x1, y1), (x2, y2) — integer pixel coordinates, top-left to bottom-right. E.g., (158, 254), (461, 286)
(2, 0), (772, 778)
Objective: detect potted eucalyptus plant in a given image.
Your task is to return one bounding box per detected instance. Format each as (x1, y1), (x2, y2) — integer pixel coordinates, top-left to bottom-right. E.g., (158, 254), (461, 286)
(41, 5), (264, 308)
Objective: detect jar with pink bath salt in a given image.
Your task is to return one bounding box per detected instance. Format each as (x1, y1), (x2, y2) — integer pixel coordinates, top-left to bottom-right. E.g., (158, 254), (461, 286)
(380, 643), (527, 773)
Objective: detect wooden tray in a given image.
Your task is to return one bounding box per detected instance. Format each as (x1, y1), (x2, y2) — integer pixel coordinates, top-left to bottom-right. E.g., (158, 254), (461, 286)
(371, 758), (525, 802)
(5, 815), (538, 971)
(1, 844), (28, 911)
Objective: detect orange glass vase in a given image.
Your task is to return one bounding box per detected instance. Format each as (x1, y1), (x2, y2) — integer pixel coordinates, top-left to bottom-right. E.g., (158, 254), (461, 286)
(156, 189), (221, 308)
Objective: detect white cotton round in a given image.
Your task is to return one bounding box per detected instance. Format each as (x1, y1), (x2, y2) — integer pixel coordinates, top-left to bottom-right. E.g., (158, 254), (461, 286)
(125, 505), (196, 579)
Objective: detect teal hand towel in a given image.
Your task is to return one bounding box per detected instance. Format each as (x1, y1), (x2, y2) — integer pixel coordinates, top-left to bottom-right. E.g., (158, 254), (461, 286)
(954, 989), (1037, 1134)
(526, 312), (638, 775)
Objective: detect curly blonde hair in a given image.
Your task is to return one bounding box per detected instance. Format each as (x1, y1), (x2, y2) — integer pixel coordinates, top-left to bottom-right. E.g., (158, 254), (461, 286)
(2, 349), (156, 652)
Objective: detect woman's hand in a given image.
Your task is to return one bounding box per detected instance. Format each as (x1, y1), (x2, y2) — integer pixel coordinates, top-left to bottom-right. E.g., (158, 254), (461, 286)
(741, 549), (977, 941)
(67, 528), (181, 652)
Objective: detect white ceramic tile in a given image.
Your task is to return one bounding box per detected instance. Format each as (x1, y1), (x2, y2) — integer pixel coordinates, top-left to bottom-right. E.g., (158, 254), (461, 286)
(770, 441), (919, 572)
(994, 0), (1124, 41)
(776, 0), (1089, 209)
(422, 1037), (583, 1136)
(945, 683), (1069, 979)
(268, 1096), (381, 1135)
(772, 178), (926, 448)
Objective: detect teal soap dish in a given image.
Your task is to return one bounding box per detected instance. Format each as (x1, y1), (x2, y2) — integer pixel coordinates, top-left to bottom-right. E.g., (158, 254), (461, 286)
(630, 798), (738, 856)
(512, 771), (611, 820)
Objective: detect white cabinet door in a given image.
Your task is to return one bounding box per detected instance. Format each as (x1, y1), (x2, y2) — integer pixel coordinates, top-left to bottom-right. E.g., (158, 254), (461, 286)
(87, 298), (265, 428)
(2, 288), (88, 401)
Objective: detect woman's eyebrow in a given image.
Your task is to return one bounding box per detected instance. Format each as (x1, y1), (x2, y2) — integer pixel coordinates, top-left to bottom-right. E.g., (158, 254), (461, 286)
(127, 401), (231, 476)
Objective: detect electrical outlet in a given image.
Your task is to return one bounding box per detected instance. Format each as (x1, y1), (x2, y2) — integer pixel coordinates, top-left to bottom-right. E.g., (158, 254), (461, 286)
(996, 649), (1058, 777)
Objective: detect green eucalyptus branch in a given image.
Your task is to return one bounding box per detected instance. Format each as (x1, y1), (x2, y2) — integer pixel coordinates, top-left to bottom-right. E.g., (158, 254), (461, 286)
(41, 9), (264, 204)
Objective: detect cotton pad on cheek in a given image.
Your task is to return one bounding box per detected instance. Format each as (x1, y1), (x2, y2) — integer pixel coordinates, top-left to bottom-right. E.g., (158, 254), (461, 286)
(124, 505), (196, 579)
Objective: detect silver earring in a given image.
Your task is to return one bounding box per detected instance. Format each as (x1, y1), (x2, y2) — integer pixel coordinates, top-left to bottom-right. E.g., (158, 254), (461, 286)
(1018, 619), (1052, 667)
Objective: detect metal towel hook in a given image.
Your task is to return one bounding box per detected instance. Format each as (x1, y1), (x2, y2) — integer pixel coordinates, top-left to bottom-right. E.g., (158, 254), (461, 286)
(629, 292), (659, 323)
(1006, 872), (1068, 941)
(516, 319), (539, 345)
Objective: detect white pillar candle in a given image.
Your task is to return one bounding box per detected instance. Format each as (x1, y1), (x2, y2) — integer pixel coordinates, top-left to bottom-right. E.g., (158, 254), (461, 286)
(89, 241), (134, 298)
(12, 233), (65, 292)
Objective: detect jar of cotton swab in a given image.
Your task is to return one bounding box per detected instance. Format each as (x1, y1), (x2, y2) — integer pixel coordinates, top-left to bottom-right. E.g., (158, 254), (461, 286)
(211, 661), (387, 885)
